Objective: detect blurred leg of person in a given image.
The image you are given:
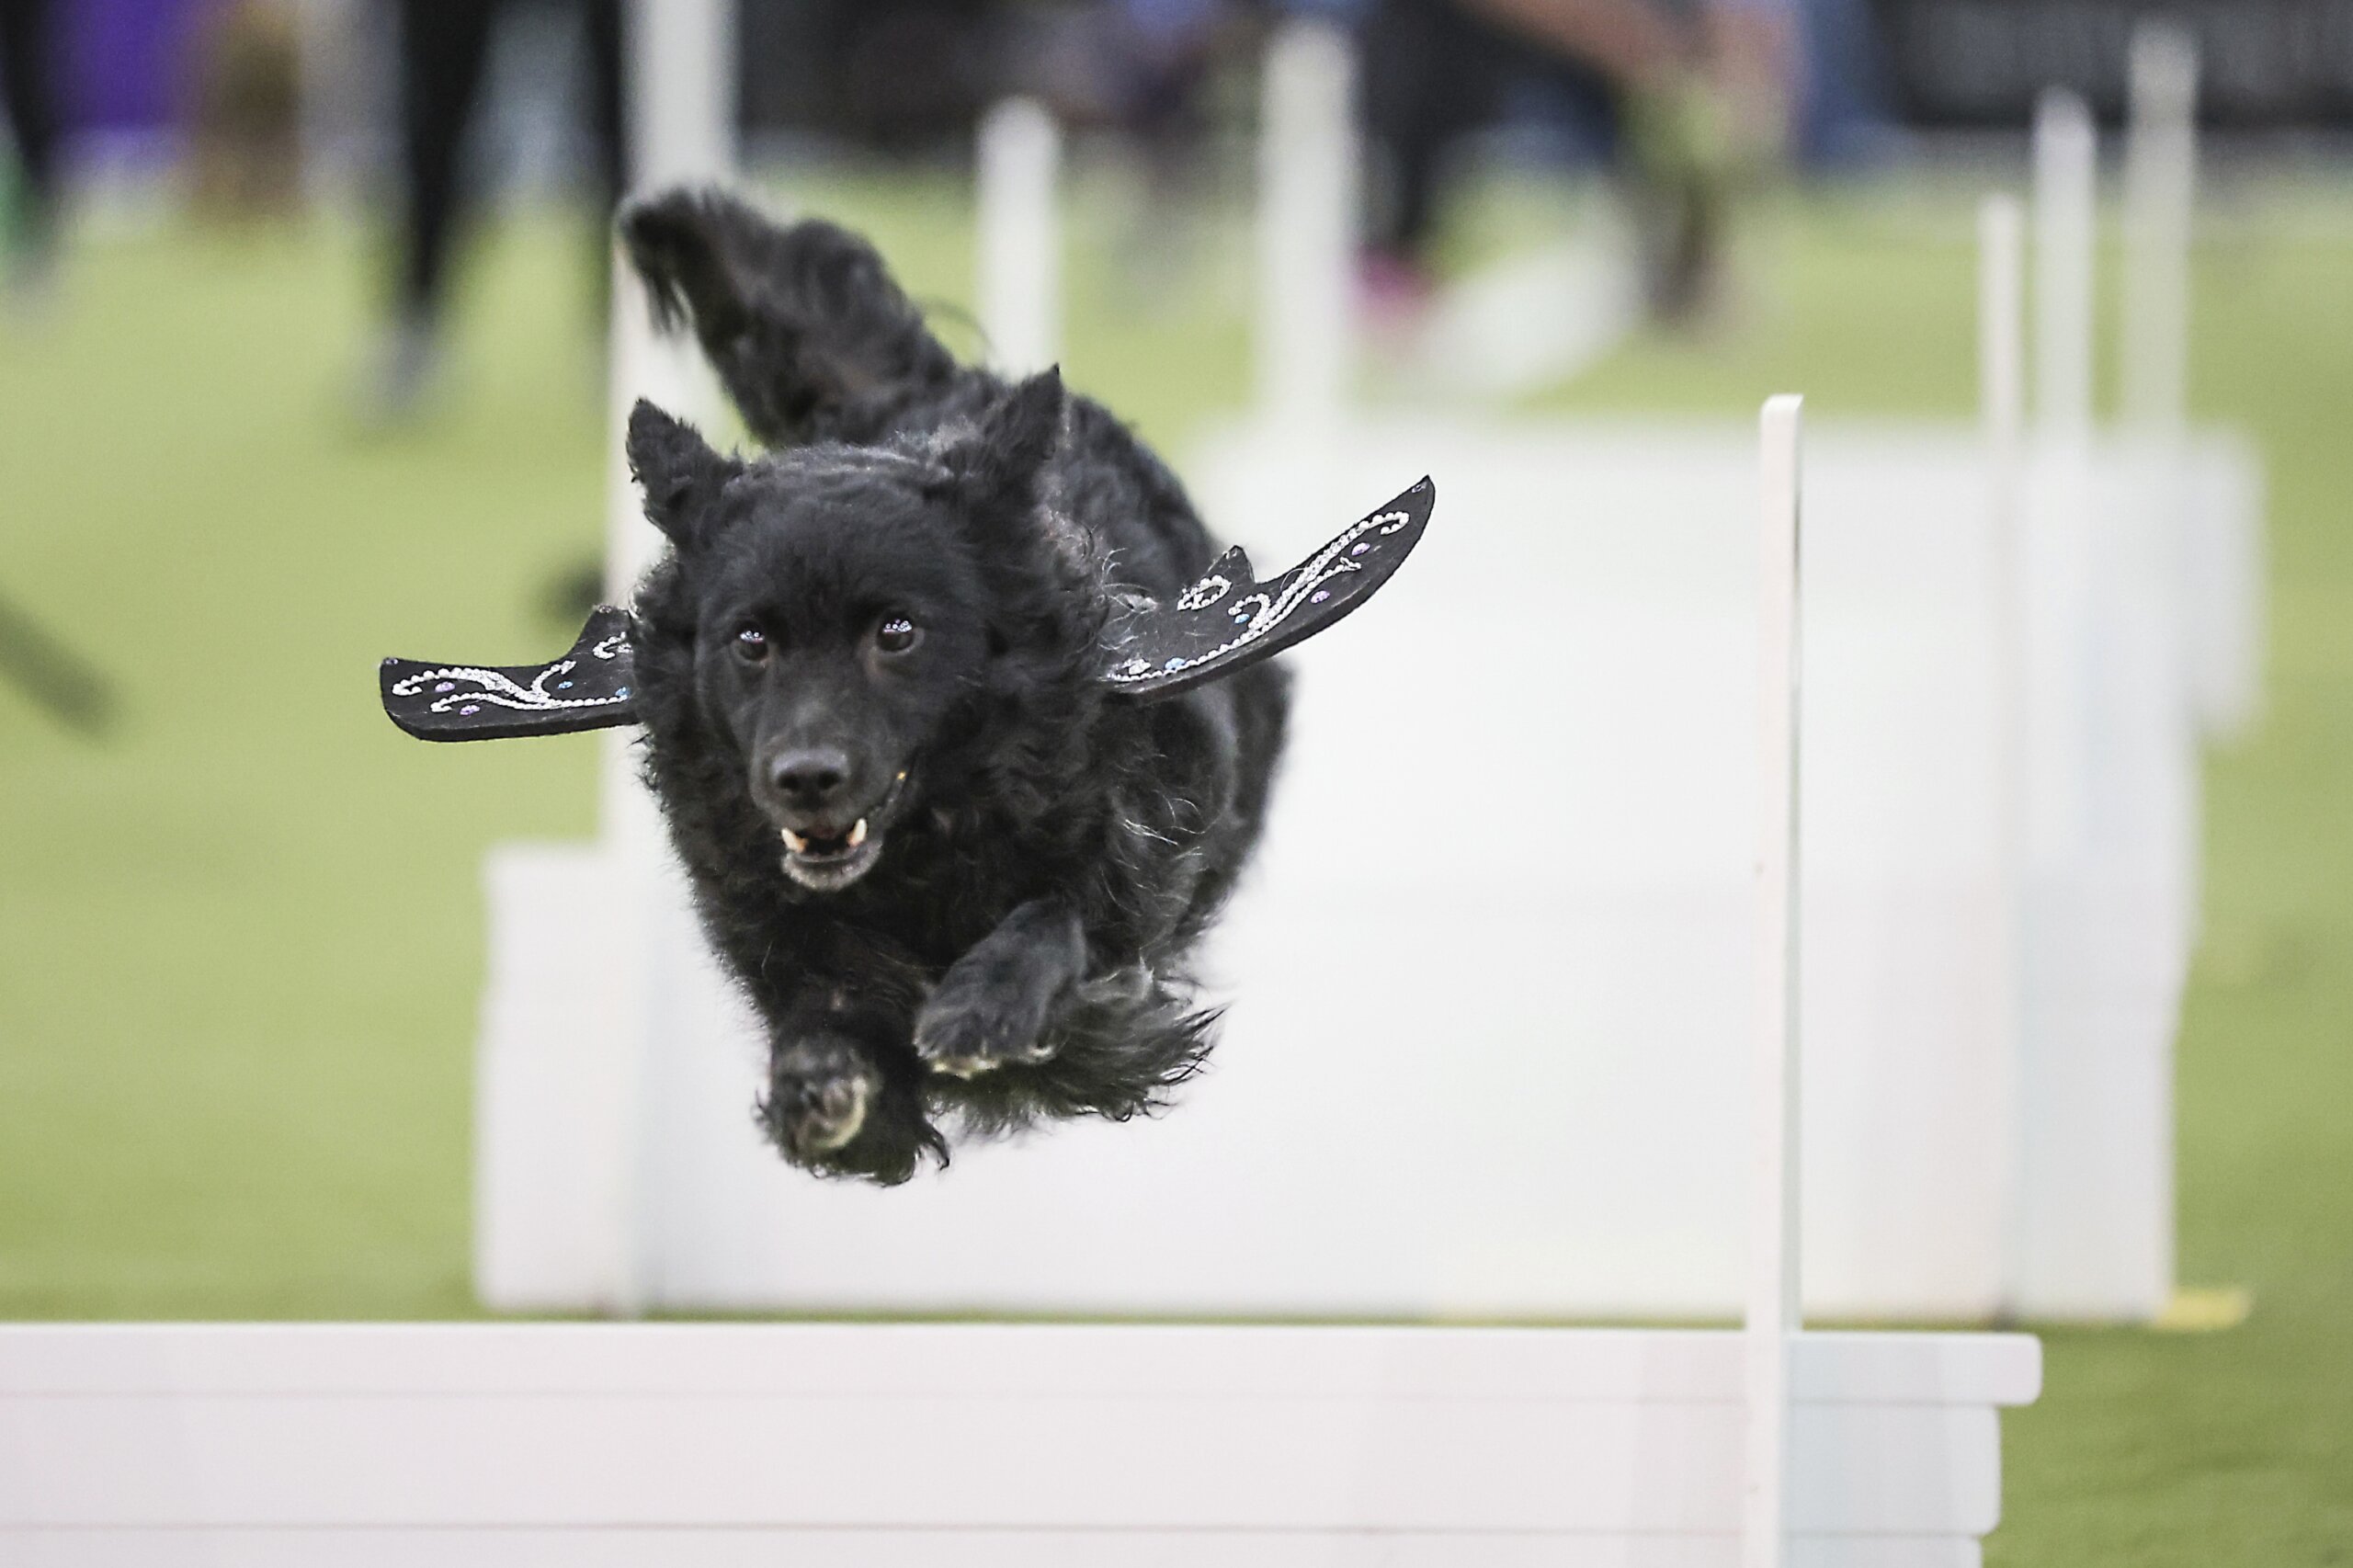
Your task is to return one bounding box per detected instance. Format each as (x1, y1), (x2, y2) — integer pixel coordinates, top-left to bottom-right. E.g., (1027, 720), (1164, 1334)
(369, 0), (502, 415)
(371, 0), (627, 418)
(1360, 0), (1502, 312)
(1361, 0), (1625, 311)
(578, 0), (626, 312)
(396, 0), (500, 326)
(0, 0), (61, 289)
(1460, 0), (1687, 88)
(1362, 0), (1781, 326)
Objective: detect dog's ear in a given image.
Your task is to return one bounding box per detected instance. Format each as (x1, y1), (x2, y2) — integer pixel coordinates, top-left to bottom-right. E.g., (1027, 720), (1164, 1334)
(952, 368), (1064, 524)
(627, 399), (741, 551)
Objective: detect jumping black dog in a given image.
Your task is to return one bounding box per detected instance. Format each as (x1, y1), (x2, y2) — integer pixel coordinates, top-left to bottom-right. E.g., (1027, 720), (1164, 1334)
(613, 190), (1300, 1183)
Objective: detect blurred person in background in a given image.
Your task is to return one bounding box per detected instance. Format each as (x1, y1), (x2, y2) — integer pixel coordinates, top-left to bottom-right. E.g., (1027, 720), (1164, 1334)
(187, 0), (304, 219)
(1010, 0), (1244, 294)
(368, 0), (624, 418)
(1358, 0), (1797, 324)
(0, 0), (60, 299)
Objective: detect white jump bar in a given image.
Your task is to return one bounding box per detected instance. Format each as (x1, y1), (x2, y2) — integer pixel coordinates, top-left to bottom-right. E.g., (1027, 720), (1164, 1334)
(1, 1322), (2035, 1559)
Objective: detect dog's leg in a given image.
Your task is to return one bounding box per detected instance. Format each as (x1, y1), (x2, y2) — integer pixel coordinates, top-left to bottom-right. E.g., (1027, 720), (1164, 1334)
(914, 898), (1087, 1078)
(758, 1020), (940, 1185)
(619, 188), (960, 448)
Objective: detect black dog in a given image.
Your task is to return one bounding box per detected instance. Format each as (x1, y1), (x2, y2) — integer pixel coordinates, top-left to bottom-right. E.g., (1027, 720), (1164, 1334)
(615, 190), (1291, 1184)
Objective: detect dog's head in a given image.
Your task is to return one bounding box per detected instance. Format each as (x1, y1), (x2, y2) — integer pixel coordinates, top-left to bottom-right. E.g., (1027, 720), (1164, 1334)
(628, 371), (1091, 892)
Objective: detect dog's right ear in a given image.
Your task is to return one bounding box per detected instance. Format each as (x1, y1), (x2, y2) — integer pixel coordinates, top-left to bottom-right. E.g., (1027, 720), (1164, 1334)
(627, 399), (741, 551)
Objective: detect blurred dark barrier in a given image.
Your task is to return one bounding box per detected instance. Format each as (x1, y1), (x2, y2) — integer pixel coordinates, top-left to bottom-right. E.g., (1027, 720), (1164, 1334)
(739, 0), (998, 151)
(1874, 0), (2353, 125)
(0, 589), (116, 737)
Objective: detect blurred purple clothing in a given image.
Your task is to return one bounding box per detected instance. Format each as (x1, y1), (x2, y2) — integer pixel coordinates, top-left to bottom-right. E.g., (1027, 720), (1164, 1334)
(63, 0), (213, 137)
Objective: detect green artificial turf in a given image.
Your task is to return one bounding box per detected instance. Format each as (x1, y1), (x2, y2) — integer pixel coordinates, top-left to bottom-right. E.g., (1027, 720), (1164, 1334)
(2, 170), (2348, 1556)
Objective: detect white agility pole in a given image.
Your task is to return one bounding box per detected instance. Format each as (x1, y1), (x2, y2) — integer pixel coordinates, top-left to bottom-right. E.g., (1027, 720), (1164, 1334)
(586, 0), (737, 1316)
(1979, 196), (2029, 1321)
(2032, 89), (2108, 445)
(2033, 91), (2096, 449)
(1743, 395), (1804, 1568)
(976, 97), (1063, 376)
(610, 0), (737, 596)
(2028, 89), (2097, 862)
(1256, 19), (1357, 433)
(2123, 23), (2199, 434)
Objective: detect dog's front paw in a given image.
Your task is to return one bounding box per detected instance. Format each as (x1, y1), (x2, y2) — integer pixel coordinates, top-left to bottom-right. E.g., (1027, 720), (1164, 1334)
(757, 1036), (936, 1184)
(915, 966), (1059, 1079)
(760, 1039), (877, 1158)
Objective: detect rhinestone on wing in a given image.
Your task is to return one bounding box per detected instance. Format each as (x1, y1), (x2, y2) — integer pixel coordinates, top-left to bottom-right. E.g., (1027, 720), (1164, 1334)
(1176, 574), (1232, 612)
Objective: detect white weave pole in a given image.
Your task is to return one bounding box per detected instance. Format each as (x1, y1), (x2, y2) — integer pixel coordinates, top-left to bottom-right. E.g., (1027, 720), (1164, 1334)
(1256, 19), (1358, 433)
(1979, 196), (2029, 1319)
(608, 0), (738, 601)
(1744, 394), (1805, 1568)
(2122, 22), (2199, 433)
(2032, 90), (2097, 449)
(595, 0), (737, 1317)
(976, 97), (1063, 376)
(2029, 89), (2097, 859)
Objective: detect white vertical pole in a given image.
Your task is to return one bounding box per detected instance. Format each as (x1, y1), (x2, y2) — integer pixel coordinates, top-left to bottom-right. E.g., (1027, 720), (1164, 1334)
(611, 0), (738, 606)
(597, 0), (738, 1318)
(630, 0), (736, 193)
(976, 98), (1063, 377)
(1256, 20), (1358, 433)
(2123, 19), (2205, 1054)
(2123, 23), (2198, 434)
(2029, 88), (2097, 866)
(1983, 199), (2028, 528)
(1980, 196), (2029, 1319)
(2033, 90), (2097, 450)
(1744, 394), (1805, 1568)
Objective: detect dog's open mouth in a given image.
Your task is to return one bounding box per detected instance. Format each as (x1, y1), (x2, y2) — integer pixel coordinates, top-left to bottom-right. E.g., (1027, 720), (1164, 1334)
(779, 817), (881, 890)
(775, 772), (907, 892)
(780, 818), (868, 859)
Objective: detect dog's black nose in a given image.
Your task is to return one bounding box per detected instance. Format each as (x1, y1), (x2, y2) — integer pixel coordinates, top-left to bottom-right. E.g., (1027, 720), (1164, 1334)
(769, 747), (853, 810)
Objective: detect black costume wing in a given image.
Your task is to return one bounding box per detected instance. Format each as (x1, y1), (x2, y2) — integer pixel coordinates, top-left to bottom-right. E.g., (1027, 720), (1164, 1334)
(1098, 477), (1435, 701)
(378, 481), (1435, 739)
(380, 605), (639, 742)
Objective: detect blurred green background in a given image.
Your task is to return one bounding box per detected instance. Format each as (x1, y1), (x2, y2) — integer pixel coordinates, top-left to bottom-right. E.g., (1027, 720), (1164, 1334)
(3, 174), (2352, 1560)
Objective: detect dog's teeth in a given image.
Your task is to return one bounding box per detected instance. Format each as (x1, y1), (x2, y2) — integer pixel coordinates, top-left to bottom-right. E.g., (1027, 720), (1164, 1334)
(848, 818), (869, 848)
(781, 827), (808, 854)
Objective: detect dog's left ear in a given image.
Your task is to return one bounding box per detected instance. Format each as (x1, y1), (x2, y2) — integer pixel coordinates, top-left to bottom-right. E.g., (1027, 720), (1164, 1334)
(952, 368), (1064, 524)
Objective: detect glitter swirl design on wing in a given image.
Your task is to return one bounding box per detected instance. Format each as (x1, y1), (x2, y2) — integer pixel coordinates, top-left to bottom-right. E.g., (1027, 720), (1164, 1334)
(1103, 506), (1413, 687)
(389, 632), (632, 717)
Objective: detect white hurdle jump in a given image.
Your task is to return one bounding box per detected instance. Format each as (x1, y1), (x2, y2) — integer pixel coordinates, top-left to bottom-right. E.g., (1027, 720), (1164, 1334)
(0, 403), (2039, 1566)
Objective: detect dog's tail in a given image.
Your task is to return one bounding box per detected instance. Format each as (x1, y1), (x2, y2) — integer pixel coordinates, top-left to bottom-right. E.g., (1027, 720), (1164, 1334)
(619, 187), (960, 448)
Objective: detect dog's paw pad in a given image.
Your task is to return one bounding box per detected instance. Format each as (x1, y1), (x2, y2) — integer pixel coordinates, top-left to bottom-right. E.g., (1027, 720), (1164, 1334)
(763, 1050), (877, 1160)
(914, 998), (1056, 1078)
(799, 1073), (871, 1152)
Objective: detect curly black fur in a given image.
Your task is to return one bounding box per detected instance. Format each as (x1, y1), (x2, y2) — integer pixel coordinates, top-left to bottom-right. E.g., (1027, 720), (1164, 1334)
(616, 188), (1289, 1184)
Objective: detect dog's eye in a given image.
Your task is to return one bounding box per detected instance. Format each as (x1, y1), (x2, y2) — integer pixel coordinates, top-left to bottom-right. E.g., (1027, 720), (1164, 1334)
(875, 615), (920, 654)
(733, 625), (768, 661)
